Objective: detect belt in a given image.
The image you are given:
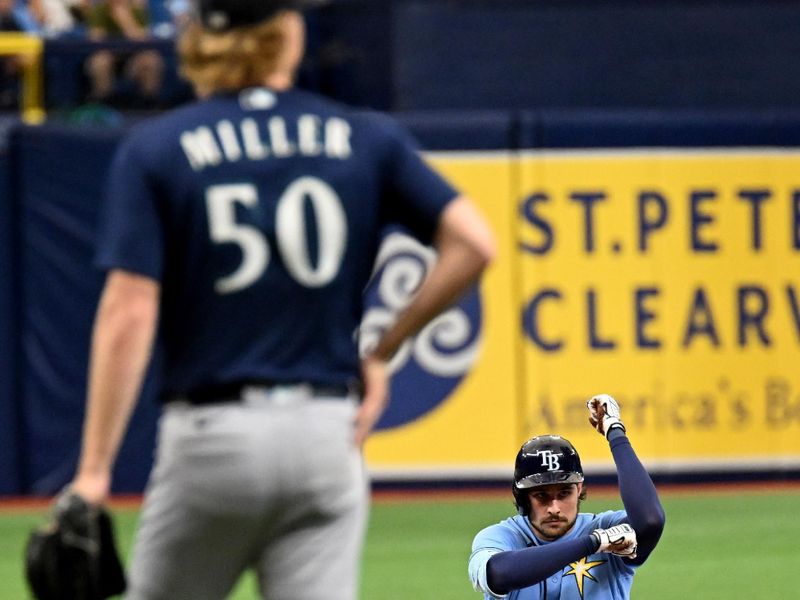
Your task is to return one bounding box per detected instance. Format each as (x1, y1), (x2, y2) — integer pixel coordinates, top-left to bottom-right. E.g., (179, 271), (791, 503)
(177, 380), (357, 405)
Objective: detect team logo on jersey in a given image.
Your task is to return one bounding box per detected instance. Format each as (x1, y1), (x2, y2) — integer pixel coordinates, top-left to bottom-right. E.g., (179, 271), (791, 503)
(565, 557), (606, 599)
(359, 232), (483, 429)
(239, 87), (277, 111)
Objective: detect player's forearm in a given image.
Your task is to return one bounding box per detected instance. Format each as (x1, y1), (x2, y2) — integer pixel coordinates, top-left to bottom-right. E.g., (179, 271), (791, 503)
(370, 245), (488, 360)
(486, 536), (599, 594)
(371, 197), (495, 361)
(77, 275), (158, 477)
(609, 431), (666, 559)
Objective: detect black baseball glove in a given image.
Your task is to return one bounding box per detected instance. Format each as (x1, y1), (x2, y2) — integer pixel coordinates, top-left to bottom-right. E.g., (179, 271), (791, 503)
(25, 491), (127, 600)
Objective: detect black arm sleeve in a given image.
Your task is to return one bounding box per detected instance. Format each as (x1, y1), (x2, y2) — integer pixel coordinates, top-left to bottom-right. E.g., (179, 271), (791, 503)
(608, 428), (666, 564)
(486, 535), (600, 595)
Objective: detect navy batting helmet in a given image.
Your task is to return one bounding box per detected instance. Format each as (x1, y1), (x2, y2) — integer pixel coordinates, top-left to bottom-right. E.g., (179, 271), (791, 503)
(512, 435), (584, 515)
(198, 0), (330, 31)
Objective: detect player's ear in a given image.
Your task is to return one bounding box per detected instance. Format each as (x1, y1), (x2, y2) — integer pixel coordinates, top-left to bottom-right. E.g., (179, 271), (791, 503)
(577, 482), (587, 501)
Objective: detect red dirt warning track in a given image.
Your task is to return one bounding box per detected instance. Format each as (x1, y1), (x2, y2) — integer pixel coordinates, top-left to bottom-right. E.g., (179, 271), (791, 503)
(2, 480), (799, 512)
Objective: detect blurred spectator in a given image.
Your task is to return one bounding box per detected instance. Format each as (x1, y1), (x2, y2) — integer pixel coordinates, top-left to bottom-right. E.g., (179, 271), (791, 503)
(84, 0), (164, 108)
(143, 0), (192, 39)
(11, 0), (41, 32)
(0, 0), (32, 109)
(28, 0), (85, 37)
(0, 0), (24, 32)
(167, 0), (191, 27)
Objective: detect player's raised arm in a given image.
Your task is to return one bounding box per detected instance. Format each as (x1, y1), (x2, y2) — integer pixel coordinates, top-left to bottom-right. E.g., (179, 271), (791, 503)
(587, 394), (666, 564)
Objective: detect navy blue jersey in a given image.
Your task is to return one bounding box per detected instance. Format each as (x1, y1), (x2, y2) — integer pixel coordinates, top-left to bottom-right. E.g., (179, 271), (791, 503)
(95, 87), (458, 396)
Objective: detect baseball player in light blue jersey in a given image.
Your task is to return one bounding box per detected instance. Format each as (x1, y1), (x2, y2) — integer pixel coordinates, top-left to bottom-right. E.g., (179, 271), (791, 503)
(469, 395), (665, 599)
(62, 0), (496, 599)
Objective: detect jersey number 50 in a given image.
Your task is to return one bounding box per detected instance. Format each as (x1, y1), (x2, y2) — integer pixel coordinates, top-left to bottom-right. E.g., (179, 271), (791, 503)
(205, 177), (348, 294)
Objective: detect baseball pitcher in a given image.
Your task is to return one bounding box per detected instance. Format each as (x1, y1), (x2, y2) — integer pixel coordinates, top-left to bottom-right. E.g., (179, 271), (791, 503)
(63, 1), (496, 599)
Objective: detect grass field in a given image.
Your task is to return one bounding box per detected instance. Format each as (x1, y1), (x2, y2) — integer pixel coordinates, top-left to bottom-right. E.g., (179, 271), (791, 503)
(2, 486), (798, 599)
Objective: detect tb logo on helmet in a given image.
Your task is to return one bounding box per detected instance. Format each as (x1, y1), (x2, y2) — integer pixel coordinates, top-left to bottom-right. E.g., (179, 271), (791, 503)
(533, 450), (563, 472)
(512, 435), (585, 515)
(359, 231), (483, 430)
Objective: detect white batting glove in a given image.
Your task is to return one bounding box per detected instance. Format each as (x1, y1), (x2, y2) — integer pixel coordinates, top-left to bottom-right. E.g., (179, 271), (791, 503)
(587, 393), (625, 438)
(591, 524), (638, 559)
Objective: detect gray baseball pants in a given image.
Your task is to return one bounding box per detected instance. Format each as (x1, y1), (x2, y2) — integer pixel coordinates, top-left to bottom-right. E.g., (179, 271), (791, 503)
(124, 385), (368, 600)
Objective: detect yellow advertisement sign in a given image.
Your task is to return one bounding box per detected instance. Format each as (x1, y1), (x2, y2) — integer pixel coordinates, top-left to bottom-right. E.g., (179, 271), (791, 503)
(366, 150), (800, 475)
(518, 151), (800, 467)
(365, 155), (521, 475)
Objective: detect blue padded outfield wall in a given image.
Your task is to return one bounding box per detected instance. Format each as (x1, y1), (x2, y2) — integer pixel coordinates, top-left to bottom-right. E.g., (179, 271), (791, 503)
(7, 126), (161, 494)
(387, 0), (800, 111)
(309, 0), (800, 112)
(38, 0), (800, 113)
(0, 146), (20, 495)
(3, 111), (800, 495)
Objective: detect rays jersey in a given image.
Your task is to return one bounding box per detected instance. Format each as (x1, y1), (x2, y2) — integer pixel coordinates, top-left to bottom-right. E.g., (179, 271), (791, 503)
(469, 511), (637, 600)
(95, 86), (457, 398)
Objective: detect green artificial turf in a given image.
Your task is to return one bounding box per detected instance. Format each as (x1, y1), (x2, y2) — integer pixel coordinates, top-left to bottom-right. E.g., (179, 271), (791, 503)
(2, 488), (798, 599)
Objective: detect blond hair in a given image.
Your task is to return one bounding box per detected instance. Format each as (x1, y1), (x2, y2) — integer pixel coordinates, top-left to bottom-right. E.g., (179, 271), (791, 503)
(177, 15), (288, 97)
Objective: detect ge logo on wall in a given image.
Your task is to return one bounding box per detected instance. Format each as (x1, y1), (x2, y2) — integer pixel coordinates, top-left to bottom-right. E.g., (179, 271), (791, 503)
(359, 232), (483, 430)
